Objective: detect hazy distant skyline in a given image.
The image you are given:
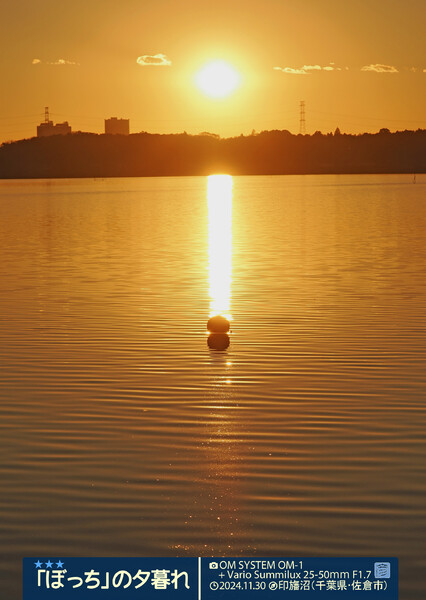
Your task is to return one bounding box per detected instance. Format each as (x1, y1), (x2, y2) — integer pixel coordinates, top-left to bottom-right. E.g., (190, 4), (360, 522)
(1, 0), (425, 142)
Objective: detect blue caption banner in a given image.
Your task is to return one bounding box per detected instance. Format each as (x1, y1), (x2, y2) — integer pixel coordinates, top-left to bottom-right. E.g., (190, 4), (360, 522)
(23, 557), (398, 599)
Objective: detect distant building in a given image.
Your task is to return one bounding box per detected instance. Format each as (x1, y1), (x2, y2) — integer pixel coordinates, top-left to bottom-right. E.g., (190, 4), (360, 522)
(37, 121), (72, 137)
(105, 117), (130, 135)
(37, 107), (71, 137)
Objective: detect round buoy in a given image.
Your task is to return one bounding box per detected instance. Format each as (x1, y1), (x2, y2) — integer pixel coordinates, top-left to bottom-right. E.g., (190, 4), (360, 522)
(207, 333), (230, 350)
(207, 315), (230, 333)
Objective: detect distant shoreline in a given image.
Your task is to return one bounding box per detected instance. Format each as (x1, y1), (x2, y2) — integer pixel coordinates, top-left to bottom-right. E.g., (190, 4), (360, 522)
(0, 129), (424, 179)
(0, 173), (423, 182)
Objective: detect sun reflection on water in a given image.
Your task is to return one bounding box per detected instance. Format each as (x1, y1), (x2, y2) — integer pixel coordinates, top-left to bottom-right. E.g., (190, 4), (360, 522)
(207, 175), (233, 320)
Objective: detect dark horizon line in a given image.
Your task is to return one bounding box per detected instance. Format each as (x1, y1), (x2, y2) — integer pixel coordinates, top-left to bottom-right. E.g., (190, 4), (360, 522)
(1, 127), (424, 179)
(2, 126), (426, 147)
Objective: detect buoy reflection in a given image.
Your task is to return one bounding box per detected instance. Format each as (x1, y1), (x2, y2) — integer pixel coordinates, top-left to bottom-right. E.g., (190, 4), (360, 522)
(207, 332), (230, 351)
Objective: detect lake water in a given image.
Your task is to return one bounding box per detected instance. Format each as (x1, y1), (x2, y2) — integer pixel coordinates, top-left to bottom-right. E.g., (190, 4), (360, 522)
(0, 174), (425, 598)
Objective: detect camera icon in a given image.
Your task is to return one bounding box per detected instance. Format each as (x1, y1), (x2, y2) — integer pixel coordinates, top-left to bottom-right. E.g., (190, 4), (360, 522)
(209, 562), (219, 570)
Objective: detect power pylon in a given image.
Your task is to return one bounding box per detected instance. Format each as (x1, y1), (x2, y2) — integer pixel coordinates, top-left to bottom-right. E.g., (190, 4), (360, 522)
(44, 107), (50, 123)
(299, 101), (306, 135)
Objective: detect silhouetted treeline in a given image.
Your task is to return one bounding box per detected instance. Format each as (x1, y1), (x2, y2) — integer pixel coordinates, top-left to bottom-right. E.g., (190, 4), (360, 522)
(0, 129), (424, 178)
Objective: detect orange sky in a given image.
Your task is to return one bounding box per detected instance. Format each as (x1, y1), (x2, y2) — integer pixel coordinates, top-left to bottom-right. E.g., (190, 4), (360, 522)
(0, 0), (425, 142)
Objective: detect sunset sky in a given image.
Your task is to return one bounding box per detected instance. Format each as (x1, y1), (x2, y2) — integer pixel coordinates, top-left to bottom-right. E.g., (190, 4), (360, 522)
(1, 0), (425, 142)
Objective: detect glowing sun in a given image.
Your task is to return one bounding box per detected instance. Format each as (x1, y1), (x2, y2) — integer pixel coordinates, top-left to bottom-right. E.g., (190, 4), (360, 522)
(195, 60), (241, 98)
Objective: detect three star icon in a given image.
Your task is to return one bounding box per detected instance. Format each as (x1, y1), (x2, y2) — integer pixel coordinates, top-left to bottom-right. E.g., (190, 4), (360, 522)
(34, 560), (64, 569)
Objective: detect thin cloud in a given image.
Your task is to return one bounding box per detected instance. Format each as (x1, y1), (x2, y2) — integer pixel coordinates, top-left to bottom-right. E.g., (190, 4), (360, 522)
(274, 63), (342, 74)
(273, 66), (308, 75)
(48, 59), (79, 65)
(304, 64), (341, 71)
(32, 58), (79, 66)
(361, 64), (398, 73)
(302, 65), (322, 71)
(136, 53), (171, 66)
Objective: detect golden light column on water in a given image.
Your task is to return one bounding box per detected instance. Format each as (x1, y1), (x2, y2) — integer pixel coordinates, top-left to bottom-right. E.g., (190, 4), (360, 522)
(207, 175), (233, 321)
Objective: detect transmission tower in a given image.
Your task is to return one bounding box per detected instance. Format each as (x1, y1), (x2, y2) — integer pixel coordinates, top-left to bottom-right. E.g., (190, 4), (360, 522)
(299, 100), (306, 135)
(44, 106), (50, 123)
